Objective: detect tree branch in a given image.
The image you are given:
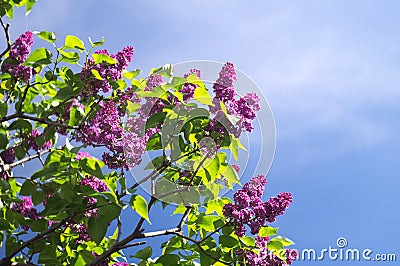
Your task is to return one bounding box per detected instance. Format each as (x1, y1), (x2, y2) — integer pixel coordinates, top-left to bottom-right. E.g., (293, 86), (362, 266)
(0, 17), (11, 59)
(3, 217), (70, 261)
(1, 149), (51, 172)
(170, 231), (231, 265)
(0, 113), (79, 129)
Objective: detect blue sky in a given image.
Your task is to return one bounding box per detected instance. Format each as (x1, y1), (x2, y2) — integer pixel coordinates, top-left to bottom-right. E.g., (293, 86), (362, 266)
(7, 0), (400, 265)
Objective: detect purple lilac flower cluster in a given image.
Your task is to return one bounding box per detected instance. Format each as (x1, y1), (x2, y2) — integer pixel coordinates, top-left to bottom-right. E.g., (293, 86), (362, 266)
(81, 46), (134, 96)
(223, 175), (294, 265)
(75, 151), (93, 161)
(70, 223), (91, 244)
(180, 69), (201, 101)
(78, 70), (162, 170)
(0, 148), (15, 164)
(1, 31), (34, 82)
(100, 75), (164, 169)
(223, 175), (292, 236)
(213, 62), (237, 102)
(140, 74), (165, 117)
(79, 175), (108, 218)
(67, 174), (108, 242)
(208, 62), (261, 138)
(11, 197), (39, 230)
(67, 98), (85, 114)
(145, 74), (163, 91)
(80, 100), (123, 146)
(28, 129), (52, 151)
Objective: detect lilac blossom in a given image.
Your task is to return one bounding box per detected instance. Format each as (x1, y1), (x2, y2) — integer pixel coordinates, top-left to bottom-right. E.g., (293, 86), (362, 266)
(81, 46), (134, 96)
(28, 129), (52, 151)
(223, 175), (292, 236)
(11, 197), (39, 230)
(1, 31), (34, 82)
(0, 148), (15, 164)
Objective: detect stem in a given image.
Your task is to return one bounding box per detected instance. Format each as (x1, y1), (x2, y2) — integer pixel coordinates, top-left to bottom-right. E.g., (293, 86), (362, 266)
(0, 17), (11, 58)
(17, 84), (30, 114)
(199, 223), (230, 244)
(0, 113), (79, 129)
(1, 149), (51, 172)
(169, 231), (231, 265)
(3, 217), (70, 261)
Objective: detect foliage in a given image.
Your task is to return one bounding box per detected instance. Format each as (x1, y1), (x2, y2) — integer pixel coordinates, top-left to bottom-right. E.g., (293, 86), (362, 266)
(0, 2), (295, 265)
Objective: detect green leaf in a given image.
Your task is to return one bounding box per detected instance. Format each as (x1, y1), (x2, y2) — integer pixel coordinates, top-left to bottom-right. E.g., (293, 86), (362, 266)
(89, 36), (105, 48)
(80, 157), (104, 178)
(193, 86), (212, 105)
(8, 119), (32, 131)
(75, 251), (95, 266)
(69, 105), (84, 126)
(92, 53), (117, 65)
(64, 35), (85, 50)
(219, 235), (239, 248)
(146, 133), (162, 151)
(204, 156), (220, 182)
(134, 246), (152, 260)
(130, 195), (150, 224)
(34, 31), (56, 44)
(32, 190), (45, 205)
(0, 101), (8, 117)
(136, 86), (166, 98)
(90, 69), (104, 80)
(229, 139), (239, 160)
(196, 215), (220, 232)
(155, 254), (180, 265)
(221, 164), (240, 188)
(19, 180), (34, 196)
(151, 63), (173, 78)
(146, 112), (166, 130)
(88, 217), (108, 244)
(205, 198), (229, 216)
(123, 69), (141, 79)
(273, 236), (295, 246)
(25, 48), (52, 67)
(42, 194), (65, 215)
(58, 50), (80, 64)
(38, 245), (58, 265)
(30, 219), (47, 232)
(267, 239), (284, 251)
(97, 203), (121, 223)
(144, 155), (164, 170)
(239, 236), (255, 247)
(259, 226), (279, 237)
(0, 218), (11, 230)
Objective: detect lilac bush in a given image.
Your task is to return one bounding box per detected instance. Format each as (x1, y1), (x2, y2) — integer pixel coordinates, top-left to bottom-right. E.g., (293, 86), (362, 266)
(0, 2), (295, 265)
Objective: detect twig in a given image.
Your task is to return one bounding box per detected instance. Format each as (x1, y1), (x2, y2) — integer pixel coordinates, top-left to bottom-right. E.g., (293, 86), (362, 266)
(199, 223), (229, 244)
(0, 113), (79, 129)
(169, 231), (231, 265)
(17, 84), (30, 114)
(178, 206), (192, 229)
(3, 217), (70, 261)
(119, 241), (146, 249)
(0, 17), (11, 58)
(0, 149), (51, 172)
